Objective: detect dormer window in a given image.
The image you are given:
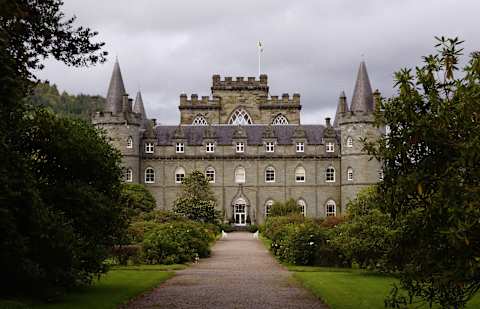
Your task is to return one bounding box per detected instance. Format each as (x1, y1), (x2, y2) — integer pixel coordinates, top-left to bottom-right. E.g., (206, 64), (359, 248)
(127, 136), (133, 149)
(326, 142), (335, 153)
(176, 142), (184, 153)
(206, 142), (215, 153)
(145, 142), (154, 153)
(265, 142), (275, 153)
(296, 142), (304, 153)
(236, 142), (245, 153)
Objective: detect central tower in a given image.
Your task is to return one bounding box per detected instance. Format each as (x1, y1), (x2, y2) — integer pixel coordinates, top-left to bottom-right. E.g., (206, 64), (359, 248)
(179, 74), (301, 125)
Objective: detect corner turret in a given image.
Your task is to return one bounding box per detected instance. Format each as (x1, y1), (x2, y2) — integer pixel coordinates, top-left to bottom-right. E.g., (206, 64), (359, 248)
(350, 61), (374, 113)
(105, 59), (126, 114)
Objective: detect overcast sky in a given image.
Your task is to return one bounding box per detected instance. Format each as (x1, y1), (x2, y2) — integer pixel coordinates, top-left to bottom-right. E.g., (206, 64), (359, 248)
(37, 0), (479, 124)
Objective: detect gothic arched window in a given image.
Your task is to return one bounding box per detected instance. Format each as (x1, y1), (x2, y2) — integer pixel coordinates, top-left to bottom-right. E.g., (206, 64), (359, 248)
(125, 168), (133, 182)
(297, 199), (306, 216)
(326, 200), (336, 216)
(272, 114), (289, 125)
(127, 136), (133, 148)
(205, 166), (215, 183)
(229, 108), (253, 125)
(347, 167), (354, 181)
(192, 115), (208, 126)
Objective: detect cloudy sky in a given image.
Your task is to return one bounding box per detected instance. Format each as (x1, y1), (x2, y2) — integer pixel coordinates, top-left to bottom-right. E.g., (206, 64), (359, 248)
(38, 0), (479, 124)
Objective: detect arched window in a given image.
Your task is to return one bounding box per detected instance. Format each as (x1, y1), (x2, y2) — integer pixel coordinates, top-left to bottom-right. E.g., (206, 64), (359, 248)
(229, 108), (253, 125)
(272, 114), (289, 125)
(326, 166), (335, 182)
(265, 200), (274, 217)
(125, 168), (133, 182)
(347, 167), (354, 181)
(325, 200), (336, 217)
(346, 136), (353, 148)
(175, 167), (186, 184)
(205, 167), (215, 183)
(127, 136), (133, 148)
(145, 167), (155, 183)
(192, 115), (208, 125)
(235, 166), (246, 183)
(297, 199), (306, 216)
(295, 166), (306, 182)
(265, 166), (275, 183)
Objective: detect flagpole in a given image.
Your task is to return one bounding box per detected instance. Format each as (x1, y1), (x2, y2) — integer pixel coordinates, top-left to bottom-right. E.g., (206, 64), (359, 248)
(258, 47), (261, 77)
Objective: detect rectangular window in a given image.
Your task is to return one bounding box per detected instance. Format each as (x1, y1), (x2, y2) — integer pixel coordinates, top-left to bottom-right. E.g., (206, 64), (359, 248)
(175, 142), (184, 153)
(175, 173), (185, 184)
(206, 142), (215, 153)
(145, 142), (154, 153)
(265, 169), (275, 182)
(326, 142), (334, 153)
(296, 142), (304, 153)
(265, 142), (275, 153)
(236, 142), (245, 153)
(326, 168), (335, 182)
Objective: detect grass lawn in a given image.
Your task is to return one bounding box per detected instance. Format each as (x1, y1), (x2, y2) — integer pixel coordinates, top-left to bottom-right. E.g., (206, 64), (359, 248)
(0, 265), (181, 309)
(292, 266), (480, 309)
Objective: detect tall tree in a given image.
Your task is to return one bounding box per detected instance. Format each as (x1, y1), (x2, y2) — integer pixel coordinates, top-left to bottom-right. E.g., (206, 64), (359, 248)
(365, 37), (480, 308)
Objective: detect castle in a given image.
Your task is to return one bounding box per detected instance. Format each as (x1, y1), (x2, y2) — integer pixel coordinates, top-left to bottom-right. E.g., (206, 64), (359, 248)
(92, 61), (383, 225)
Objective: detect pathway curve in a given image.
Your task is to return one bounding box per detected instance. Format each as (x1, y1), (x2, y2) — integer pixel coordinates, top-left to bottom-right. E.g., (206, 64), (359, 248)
(124, 232), (327, 309)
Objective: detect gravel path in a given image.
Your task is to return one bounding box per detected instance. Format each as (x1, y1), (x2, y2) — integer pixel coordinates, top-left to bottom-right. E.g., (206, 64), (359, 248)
(124, 231), (327, 309)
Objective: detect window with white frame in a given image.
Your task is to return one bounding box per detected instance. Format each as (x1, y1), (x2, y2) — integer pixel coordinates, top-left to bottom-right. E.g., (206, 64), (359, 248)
(326, 142), (335, 153)
(265, 200), (274, 217)
(127, 136), (133, 149)
(297, 199), (306, 216)
(265, 166), (275, 183)
(235, 166), (246, 184)
(326, 166), (335, 182)
(229, 108), (253, 125)
(236, 142), (245, 153)
(347, 167), (354, 181)
(175, 142), (184, 153)
(175, 167), (185, 184)
(378, 169), (384, 180)
(192, 115), (208, 125)
(296, 142), (304, 153)
(145, 167), (155, 183)
(295, 166), (306, 182)
(272, 114), (289, 125)
(346, 136), (353, 148)
(205, 167), (215, 183)
(205, 142), (215, 153)
(125, 168), (133, 182)
(265, 142), (275, 153)
(325, 200), (336, 216)
(145, 142), (154, 153)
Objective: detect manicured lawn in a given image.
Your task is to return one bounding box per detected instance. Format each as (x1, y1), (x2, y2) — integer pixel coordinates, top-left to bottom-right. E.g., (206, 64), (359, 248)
(0, 266), (177, 309)
(292, 267), (480, 309)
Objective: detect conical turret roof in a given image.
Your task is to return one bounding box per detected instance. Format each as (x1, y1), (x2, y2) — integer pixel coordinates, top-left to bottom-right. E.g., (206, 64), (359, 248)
(105, 59), (126, 114)
(350, 61), (374, 113)
(333, 91), (348, 127)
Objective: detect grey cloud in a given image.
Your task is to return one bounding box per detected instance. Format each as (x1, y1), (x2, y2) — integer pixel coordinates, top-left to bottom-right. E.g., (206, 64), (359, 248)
(37, 0), (480, 124)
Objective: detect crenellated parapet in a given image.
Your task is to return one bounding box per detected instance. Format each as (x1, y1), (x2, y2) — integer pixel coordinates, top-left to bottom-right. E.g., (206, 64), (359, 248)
(260, 93), (301, 110)
(178, 94), (221, 110)
(92, 110), (143, 126)
(211, 74), (268, 91)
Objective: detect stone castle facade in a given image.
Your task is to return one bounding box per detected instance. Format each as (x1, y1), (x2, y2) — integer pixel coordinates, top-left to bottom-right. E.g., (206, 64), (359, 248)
(92, 61), (383, 225)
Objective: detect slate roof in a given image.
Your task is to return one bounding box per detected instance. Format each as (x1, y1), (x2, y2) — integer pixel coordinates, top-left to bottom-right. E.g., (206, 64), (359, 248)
(105, 59), (126, 114)
(350, 61), (375, 112)
(155, 125), (338, 146)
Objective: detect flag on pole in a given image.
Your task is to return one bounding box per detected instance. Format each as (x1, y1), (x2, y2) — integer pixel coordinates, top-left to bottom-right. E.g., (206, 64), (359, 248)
(257, 41), (263, 52)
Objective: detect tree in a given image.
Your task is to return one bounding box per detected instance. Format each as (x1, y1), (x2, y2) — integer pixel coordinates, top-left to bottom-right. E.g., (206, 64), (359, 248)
(365, 37), (480, 308)
(173, 171), (220, 223)
(0, 0), (120, 298)
(121, 183), (156, 219)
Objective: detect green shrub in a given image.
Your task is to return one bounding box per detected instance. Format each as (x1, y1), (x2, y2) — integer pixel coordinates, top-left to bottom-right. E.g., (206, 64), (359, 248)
(264, 213), (305, 239)
(120, 183), (156, 219)
(218, 223), (234, 233)
(140, 210), (187, 224)
(142, 221), (216, 264)
(269, 198), (301, 217)
(247, 224), (258, 233)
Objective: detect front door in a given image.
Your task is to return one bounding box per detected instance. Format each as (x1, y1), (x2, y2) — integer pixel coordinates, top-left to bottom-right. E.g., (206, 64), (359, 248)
(234, 203), (246, 226)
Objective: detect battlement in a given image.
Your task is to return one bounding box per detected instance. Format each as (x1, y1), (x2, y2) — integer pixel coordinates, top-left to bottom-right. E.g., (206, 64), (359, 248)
(92, 110), (142, 126)
(179, 94), (221, 106)
(211, 74), (268, 91)
(265, 93), (300, 105)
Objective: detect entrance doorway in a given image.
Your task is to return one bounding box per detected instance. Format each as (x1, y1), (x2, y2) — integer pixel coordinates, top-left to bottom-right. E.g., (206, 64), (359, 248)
(234, 198), (247, 226)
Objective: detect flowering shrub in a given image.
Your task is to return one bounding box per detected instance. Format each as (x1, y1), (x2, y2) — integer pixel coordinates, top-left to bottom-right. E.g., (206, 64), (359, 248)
(142, 221), (217, 264)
